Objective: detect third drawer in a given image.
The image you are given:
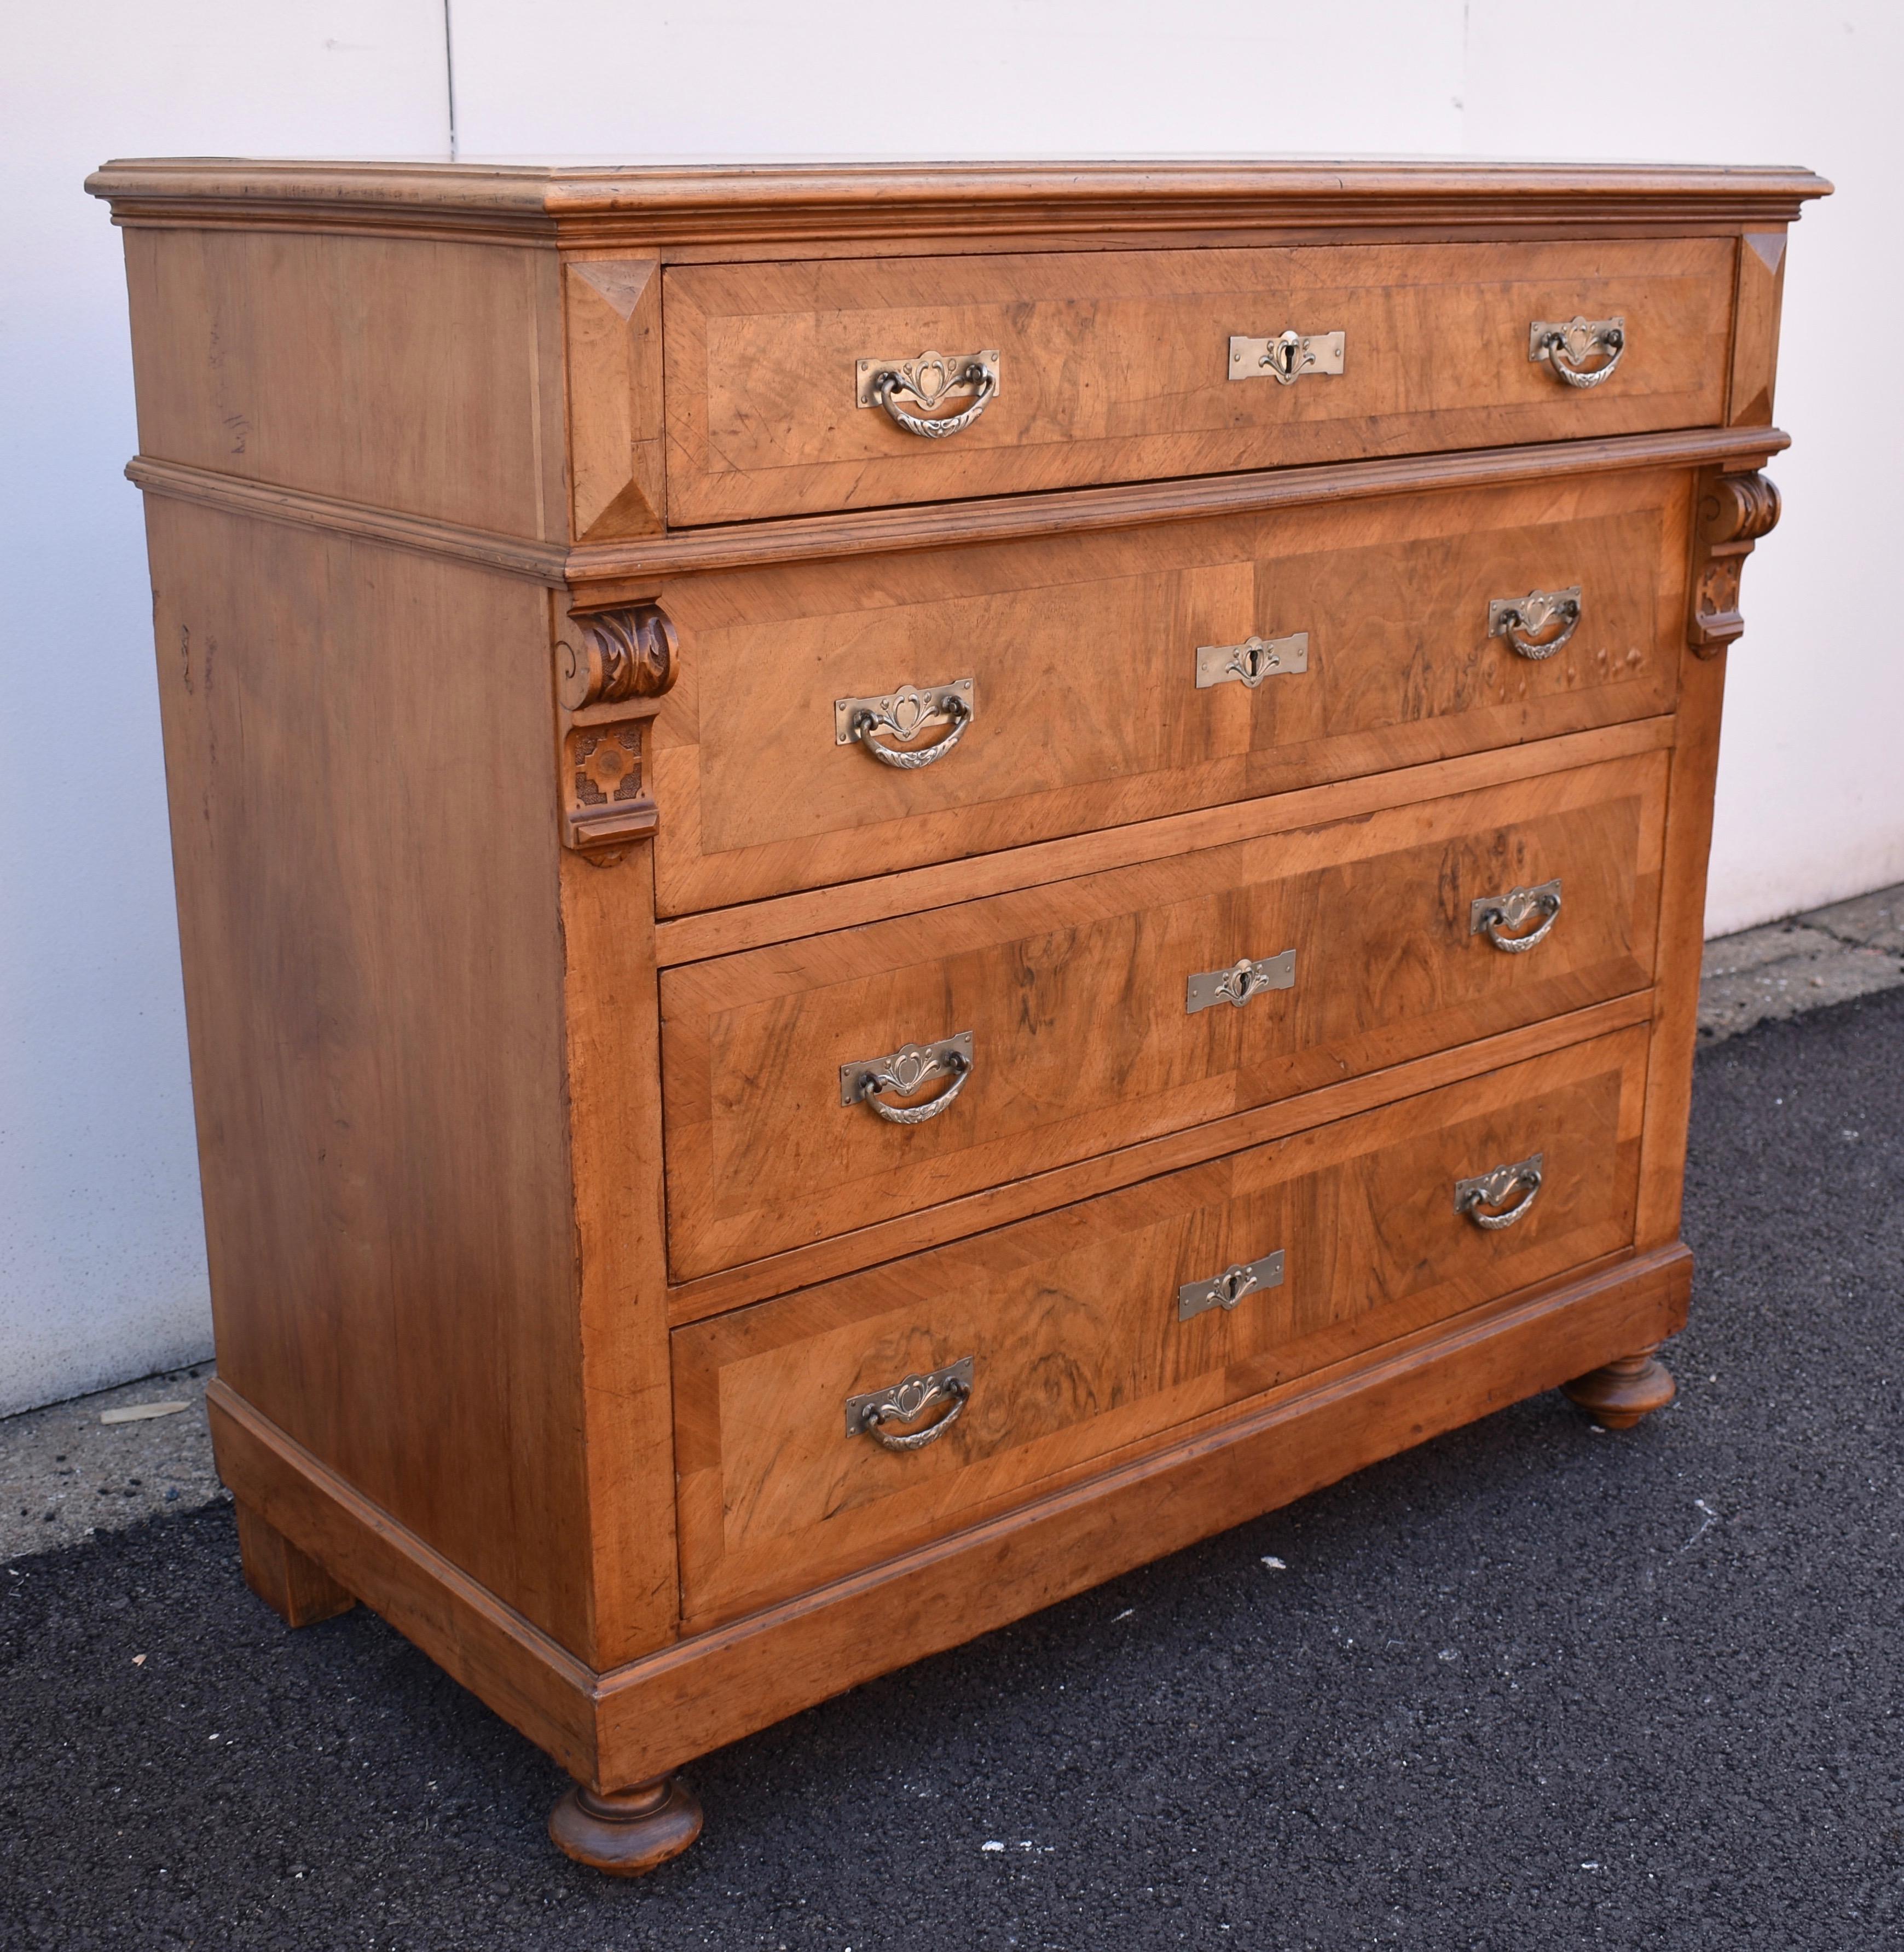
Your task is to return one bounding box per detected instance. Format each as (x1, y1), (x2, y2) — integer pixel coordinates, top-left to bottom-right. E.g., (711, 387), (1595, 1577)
(659, 748), (1664, 1279)
(671, 1024), (1650, 1625)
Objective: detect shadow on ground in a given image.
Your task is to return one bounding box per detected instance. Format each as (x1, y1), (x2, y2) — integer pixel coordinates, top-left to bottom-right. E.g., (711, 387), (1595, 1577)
(4, 989), (1902, 1951)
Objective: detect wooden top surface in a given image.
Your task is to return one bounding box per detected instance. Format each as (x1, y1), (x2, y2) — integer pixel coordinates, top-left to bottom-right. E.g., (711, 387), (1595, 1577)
(86, 158), (1832, 245)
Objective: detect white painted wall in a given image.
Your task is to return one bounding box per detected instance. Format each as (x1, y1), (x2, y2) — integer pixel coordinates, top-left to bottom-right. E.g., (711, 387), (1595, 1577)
(0, 5), (450, 1417)
(3, 1), (1896, 1412)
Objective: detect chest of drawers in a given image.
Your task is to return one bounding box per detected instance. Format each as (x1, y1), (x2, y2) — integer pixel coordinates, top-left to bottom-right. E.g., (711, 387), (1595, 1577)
(90, 157), (1826, 1874)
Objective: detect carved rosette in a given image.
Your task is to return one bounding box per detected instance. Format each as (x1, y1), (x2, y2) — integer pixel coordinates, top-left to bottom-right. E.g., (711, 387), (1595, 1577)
(557, 603), (678, 853)
(1688, 470), (1781, 656)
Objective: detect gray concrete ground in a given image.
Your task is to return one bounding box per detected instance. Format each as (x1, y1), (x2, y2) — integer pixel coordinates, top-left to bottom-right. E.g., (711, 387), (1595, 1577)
(4, 974), (1902, 1949)
(1697, 881), (1904, 1041)
(0, 1362), (223, 1563)
(3, 882), (1898, 1563)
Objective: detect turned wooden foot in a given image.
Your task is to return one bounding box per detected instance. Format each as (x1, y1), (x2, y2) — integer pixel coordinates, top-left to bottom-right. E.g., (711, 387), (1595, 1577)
(1562, 1346), (1677, 1429)
(234, 1501), (355, 1626)
(548, 1775), (703, 1876)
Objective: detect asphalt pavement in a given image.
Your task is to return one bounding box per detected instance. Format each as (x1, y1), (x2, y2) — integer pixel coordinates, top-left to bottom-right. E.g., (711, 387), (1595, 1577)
(3, 984), (1901, 1951)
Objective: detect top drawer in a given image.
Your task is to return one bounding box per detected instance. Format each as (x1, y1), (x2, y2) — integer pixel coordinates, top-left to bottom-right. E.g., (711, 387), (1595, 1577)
(662, 239), (1735, 524)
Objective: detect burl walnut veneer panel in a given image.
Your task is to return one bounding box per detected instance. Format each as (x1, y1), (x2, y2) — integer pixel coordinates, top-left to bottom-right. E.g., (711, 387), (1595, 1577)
(663, 239), (1733, 522)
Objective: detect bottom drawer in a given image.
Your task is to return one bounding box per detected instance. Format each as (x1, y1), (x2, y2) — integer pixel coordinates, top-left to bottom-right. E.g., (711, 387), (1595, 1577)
(672, 1025), (1649, 1625)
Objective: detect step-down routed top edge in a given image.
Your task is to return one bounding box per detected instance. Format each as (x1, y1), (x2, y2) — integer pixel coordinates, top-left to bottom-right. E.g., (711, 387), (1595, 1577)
(84, 158), (1833, 242)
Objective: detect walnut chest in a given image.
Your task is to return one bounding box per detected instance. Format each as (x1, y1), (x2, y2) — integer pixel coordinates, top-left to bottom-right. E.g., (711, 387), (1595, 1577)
(89, 157), (1827, 1872)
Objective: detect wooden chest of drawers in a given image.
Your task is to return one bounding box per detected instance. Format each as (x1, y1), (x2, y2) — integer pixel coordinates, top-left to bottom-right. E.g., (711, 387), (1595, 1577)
(90, 157), (1826, 1873)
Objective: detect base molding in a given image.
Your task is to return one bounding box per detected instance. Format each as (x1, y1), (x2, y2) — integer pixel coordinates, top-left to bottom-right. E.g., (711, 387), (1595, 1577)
(207, 1381), (601, 1780)
(208, 1241), (1690, 1792)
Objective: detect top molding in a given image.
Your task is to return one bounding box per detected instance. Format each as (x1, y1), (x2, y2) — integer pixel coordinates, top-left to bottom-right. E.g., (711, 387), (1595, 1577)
(85, 158), (1833, 249)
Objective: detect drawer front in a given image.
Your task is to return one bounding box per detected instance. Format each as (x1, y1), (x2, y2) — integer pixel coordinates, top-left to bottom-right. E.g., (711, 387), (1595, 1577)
(673, 1026), (1650, 1624)
(662, 239), (1734, 524)
(659, 751), (1664, 1279)
(651, 471), (1686, 915)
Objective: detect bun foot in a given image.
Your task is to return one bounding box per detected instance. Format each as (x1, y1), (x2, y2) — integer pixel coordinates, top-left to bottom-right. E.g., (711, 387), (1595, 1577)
(1563, 1347), (1677, 1429)
(548, 1775), (702, 1876)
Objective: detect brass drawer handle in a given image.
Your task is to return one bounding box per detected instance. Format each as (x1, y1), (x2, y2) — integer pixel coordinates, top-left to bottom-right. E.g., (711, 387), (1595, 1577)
(845, 1356), (974, 1451)
(1178, 1249), (1284, 1323)
(855, 350), (999, 438)
(835, 679), (974, 770)
(1228, 329), (1346, 385)
(1195, 632), (1309, 690)
(1187, 950), (1295, 1014)
(840, 1032), (973, 1125)
(1529, 315), (1625, 389)
(1470, 877), (1562, 954)
(1455, 1151), (1544, 1231)
(1488, 586), (1581, 660)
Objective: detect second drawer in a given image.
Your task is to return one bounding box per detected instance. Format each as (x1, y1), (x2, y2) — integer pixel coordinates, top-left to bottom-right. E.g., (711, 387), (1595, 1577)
(649, 469), (1687, 915)
(659, 749), (1664, 1278)
(672, 1025), (1650, 1625)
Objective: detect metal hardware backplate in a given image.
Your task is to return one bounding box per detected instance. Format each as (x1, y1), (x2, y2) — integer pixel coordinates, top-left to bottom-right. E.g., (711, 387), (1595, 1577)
(856, 350), (1000, 409)
(1178, 1249), (1286, 1322)
(1488, 587), (1581, 640)
(1470, 878), (1563, 937)
(1228, 330), (1346, 383)
(1454, 1151), (1544, 1214)
(1186, 950), (1296, 1014)
(839, 1031), (973, 1107)
(835, 678), (974, 747)
(844, 1355), (975, 1437)
(1195, 632), (1309, 690)
(1529, 316), (1623, 365)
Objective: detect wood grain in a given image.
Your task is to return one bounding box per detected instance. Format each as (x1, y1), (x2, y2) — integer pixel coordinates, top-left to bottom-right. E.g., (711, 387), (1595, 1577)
(204, 1244), (1690, 1798)
(104, 159), (1814, 1828)
(1634, 625), (1731, 1249)
(1728, 230), (1788, 428)
(663, 240), (1734, 524)
(559, 844), (682, 1665)
(664, 991), (1657, 1324)
(650, 470), (1688, 913)
(652, 717), (1675, 967)
(146, 498), (595, 1653)
(234, 1500), (355, 1627)
(88, 158), (1831, 253)
(564, 259), (666, 540)
(673, 1026), (1649, 1624)
(606, 1239), (1692, 1784)
(208, 1381), (601, 1783)
(573, 423), (1783, 590)
(124, 457), (570, 582)
(660, 751), (1666, 1278)
(125, 426), (1783, 594)
(121, 226), (568, 537)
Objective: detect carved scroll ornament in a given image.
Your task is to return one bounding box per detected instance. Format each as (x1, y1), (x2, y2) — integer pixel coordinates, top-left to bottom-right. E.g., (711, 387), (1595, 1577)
(557, 603), (678, 854)
(1688, 470), (1781, 656)
(559, 603), (678, 711)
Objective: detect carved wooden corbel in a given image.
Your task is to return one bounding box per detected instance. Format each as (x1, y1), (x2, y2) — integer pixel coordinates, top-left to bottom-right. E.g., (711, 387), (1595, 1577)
(556, 603), (678, 853)
(1688, 470), (1780, 656)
